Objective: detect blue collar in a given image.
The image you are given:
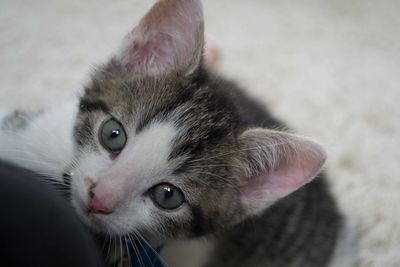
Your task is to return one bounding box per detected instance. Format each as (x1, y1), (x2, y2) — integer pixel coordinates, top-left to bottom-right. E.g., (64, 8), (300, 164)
(126, 236), (166, 267)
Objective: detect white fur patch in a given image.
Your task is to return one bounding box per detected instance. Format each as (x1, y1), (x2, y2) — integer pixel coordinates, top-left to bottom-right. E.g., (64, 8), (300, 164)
(0, 99), (77, 179)
(125, 120), (178, 179)
(71, 120), (183, 234)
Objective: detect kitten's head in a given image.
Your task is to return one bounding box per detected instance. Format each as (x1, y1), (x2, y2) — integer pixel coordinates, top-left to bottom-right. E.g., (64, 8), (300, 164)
(69, 0), (326, 238)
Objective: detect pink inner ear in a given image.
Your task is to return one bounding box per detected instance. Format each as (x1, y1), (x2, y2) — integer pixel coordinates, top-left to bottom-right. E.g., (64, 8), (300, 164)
(238, 132), (326, 215)
(240, 160), (318, 211)
(118, 0), (204, 75)
(122, 29), (176, 73)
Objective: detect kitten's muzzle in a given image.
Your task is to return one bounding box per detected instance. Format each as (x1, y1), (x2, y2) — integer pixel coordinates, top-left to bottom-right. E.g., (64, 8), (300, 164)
(87, 190), (113, 215)
(85, 177), (113, 215)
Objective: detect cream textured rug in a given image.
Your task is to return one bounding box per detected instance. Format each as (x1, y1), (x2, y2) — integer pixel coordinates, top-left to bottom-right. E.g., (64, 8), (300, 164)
(1, 0), (399, 266)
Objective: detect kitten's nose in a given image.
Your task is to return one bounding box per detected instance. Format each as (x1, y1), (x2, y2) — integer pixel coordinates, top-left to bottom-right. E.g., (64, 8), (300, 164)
(87, 189), (113, 214)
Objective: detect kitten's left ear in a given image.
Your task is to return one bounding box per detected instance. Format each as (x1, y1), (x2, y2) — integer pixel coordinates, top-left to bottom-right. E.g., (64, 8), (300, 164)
(116, 0), (204, 76)
(236, 129), (327, 216)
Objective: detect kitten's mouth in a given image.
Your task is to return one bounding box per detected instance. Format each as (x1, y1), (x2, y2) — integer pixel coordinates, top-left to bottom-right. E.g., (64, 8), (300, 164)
(69, 178), (128, 235)
(78, 202), (129, 235)
(86, 213), (113, 233)
(71, 196), (114, 234)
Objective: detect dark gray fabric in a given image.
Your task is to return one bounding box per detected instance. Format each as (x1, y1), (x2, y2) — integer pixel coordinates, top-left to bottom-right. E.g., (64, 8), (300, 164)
(0, 161), (102, 267)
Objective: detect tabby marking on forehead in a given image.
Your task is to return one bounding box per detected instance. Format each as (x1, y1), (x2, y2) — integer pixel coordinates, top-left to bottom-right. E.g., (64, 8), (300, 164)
(79, 99), (110, 113)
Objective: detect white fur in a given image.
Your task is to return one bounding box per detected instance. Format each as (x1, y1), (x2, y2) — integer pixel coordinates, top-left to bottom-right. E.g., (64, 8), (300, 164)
(0, 99), (78, 179)
(2, 0), (399, 265)
(70, 120), (186, 234)
(75, 120), (179, 193)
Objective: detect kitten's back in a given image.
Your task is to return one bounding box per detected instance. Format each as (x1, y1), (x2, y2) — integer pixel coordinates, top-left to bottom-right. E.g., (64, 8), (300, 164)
(205, 77), (343, 267)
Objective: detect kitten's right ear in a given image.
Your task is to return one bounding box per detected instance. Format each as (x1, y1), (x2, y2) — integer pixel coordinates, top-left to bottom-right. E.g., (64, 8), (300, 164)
(235, 129), (327, 217)
(115, 0), (204, 76)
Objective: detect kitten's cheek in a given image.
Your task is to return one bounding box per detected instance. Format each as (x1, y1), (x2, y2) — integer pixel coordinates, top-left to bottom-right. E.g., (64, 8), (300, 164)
(70, 192), (110, 232)
(69, 180), (93, 222)
(70, 194), (92, 227)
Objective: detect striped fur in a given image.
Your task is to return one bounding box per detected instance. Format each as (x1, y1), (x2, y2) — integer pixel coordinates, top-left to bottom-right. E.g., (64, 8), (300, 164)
(67, 0), (342, 265)
(0, 0), (343, 266)
(71, 57), (341, 266)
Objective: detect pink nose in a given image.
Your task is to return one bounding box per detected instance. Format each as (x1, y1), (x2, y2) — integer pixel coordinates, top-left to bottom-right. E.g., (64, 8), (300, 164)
(87, 190), (113, 214)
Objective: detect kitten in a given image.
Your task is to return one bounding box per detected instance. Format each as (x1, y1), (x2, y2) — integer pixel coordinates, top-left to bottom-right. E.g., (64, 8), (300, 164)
(0, 0), (344, 266)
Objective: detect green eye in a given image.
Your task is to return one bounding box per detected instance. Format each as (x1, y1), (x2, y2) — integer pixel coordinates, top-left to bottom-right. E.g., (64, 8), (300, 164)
(99, 118), (127, 154)
(150, 183), (185, 210)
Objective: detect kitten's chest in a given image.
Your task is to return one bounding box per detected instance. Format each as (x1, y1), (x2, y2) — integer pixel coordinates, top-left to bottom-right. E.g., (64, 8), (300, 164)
(0, 99), (78, 178)
(160, 238), (215, 267)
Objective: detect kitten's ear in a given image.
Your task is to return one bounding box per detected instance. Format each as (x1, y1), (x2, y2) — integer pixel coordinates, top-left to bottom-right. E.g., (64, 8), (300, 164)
(236, 129), (326, 216)
(116, 0), (204, 76)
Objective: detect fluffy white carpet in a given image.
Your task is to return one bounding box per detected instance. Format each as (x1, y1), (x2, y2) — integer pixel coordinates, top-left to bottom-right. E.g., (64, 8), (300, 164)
(1, 0), (399, 266)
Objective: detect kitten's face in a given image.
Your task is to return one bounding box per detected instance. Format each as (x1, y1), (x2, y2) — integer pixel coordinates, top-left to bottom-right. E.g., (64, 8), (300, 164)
(70, 63), (242, 237)
(67, 0), (326, 239)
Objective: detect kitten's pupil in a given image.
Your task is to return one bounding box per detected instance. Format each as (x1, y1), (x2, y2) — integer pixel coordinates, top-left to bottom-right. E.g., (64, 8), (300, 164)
(165, 187), (172, 197)
(164, 187), (174, 199)
(110, 129), (120, 139)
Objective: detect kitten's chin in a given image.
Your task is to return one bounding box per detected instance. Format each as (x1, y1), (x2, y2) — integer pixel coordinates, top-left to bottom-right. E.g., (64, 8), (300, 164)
(84, 212), (133, 236)
(87, 215), (123, 234)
